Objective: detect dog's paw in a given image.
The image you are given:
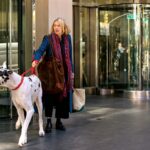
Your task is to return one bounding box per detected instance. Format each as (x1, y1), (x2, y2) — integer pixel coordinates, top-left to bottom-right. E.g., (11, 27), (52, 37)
(39, 130), (45, 137)
(18, 134), (27, 147)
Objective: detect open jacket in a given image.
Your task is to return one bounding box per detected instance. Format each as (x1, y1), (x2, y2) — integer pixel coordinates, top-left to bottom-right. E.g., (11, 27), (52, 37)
(33, 34), (74, 112)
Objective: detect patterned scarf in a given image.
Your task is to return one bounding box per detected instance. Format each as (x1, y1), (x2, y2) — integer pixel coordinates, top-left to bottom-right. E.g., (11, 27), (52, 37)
(50, 33), (72, 96)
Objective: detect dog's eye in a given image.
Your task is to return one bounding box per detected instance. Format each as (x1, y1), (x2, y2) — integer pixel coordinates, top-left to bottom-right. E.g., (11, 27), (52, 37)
(7, 70), (13, 74)
(3, 70), (8, 76)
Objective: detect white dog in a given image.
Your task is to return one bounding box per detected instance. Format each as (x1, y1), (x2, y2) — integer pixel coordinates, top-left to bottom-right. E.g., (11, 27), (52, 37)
(0, 62), (45, 146)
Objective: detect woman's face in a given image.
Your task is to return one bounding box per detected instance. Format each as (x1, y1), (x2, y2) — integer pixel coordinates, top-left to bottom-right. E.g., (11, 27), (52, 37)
(53, 21), (63, 37)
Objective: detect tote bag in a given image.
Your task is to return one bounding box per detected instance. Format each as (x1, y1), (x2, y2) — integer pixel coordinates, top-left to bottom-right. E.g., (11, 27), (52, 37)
(73, 88), (85, 112)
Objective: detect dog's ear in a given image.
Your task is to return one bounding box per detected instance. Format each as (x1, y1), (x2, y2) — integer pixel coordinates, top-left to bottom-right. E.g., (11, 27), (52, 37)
(2, 61), (7, 69)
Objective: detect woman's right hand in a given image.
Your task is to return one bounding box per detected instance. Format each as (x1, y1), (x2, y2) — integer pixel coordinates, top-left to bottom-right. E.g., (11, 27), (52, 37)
(32, 60), (39, 68)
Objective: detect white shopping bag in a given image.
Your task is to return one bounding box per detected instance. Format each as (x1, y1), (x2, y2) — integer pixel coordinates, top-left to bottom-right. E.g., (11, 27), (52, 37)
(73, 88), (85, 112)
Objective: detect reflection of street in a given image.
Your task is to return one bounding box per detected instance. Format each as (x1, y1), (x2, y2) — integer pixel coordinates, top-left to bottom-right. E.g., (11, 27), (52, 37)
(113, 42), (125, 71)
(81, 39), (88, 87)
(113, 42), (128, 86)
(99, 5), (150, 90)
(130, 44), (137, 84)
(82, 52), (88, 86)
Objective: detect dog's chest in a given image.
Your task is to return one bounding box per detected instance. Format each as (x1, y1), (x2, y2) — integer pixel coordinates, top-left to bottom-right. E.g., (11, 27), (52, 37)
(11, 75), (41, 101)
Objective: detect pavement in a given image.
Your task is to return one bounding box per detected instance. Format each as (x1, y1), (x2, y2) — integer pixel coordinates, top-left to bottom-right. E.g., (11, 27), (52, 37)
(0, 95), (150, 150)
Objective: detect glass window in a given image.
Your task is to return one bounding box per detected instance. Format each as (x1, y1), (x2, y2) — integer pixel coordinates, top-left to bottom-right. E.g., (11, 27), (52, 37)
(73, 6), (91, 87)
(99, 4), (150, 90)
(73, 6), (98, 87)
(0, 0), (18, 117)
(0, 0), (18, 70)
(81, 8), (90, 87)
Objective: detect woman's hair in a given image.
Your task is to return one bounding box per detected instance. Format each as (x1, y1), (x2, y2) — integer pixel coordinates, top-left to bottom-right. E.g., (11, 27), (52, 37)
(50, 18), (71, 34)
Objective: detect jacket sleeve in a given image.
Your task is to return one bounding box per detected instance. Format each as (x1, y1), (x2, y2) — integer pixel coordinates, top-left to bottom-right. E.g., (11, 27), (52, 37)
(68, 34), (74, 72)
(32, 35), (49, 61)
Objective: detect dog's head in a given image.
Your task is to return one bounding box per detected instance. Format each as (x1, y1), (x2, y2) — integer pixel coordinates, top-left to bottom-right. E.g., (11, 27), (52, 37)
(0, 62), (13, 85)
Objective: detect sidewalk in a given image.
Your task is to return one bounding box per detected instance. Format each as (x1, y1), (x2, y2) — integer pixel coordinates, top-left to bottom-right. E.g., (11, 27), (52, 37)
(0, 95), (150, 150)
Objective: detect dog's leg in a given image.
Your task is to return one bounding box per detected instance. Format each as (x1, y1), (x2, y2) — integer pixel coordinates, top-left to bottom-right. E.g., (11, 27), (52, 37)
(13, 102), (25, 130)
(16, 109), (25, 130)
(18, 106), (34, 147)
(35, 94), (45, 136)
(16, 117), (21, 130)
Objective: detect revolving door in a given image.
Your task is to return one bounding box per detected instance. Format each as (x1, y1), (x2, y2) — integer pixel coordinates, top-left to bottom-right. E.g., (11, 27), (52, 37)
(99, 4), (150, 91)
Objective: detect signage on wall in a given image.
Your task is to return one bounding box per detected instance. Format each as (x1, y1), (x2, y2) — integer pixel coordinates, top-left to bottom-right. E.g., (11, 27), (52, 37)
(127, 14), (136, 20)
(127, 14), (149, 23)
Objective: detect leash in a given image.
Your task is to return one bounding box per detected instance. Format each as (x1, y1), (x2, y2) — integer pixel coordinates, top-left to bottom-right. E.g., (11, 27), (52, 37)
(12, 67), (36, 91)
(21, 67), (36, 76)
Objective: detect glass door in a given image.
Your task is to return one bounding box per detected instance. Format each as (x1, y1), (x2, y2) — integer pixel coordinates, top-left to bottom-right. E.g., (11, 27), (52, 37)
(73, 6), (90, 87)
(73, 5), (98, 88)
(99, 4), (150, 90)
(0, 0), (18, 117)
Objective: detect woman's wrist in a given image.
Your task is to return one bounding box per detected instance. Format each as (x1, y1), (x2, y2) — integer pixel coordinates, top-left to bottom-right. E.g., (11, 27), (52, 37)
(32, 60), (39, 67)
(33, 60), (39, 63)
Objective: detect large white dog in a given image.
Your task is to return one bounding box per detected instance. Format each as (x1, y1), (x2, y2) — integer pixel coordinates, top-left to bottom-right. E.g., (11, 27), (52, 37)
(0, 62), (45, 146)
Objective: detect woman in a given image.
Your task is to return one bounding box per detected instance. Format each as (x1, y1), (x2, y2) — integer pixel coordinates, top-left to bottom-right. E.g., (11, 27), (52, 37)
(32, 18), (74, 133)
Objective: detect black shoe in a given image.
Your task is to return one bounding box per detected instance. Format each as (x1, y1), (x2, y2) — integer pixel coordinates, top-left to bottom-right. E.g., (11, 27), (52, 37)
(56, 121), (66, 131)
(45, 119), (52, 133)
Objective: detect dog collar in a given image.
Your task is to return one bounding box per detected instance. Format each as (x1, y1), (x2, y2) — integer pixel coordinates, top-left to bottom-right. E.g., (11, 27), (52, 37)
(12, 75), (24, 90)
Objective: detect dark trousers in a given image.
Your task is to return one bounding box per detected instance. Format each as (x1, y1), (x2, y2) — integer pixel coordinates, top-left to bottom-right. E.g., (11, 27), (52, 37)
(43, 93), (69, 119)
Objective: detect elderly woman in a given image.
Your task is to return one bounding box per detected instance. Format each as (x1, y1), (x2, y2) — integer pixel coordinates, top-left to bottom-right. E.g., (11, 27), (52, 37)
(32, 18), (74, 133)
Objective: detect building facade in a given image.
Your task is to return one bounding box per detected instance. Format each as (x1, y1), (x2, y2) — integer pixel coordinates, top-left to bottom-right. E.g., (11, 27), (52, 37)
(0, 0), (150, 118)
(0, 0), (72, 118)
(73, 0), (150, 98)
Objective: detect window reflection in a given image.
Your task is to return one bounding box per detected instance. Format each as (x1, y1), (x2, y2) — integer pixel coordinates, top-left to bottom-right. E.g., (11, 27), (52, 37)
(0, 0), (18, 88)
(0, 0), (18, 118)
(80, 8), (89, 87)
(99, 4), (150, 90)
(0, 0), (18, 69)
